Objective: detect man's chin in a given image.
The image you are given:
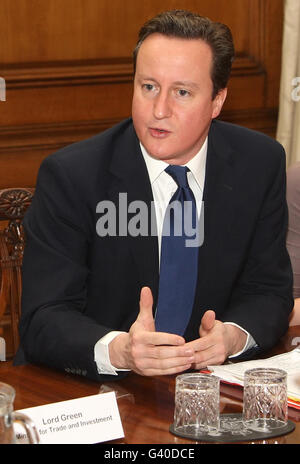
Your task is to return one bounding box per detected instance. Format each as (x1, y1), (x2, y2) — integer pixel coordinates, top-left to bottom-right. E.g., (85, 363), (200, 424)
(146, 149), (181, 164)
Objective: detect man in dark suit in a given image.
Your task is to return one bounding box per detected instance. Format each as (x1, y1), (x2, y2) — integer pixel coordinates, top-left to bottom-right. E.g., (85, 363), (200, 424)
(16, 10), (293, 381)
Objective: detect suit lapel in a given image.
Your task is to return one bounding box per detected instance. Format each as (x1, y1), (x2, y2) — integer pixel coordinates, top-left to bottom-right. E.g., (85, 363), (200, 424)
(107, 123), (159, 306)
(202, 120), (235, 244)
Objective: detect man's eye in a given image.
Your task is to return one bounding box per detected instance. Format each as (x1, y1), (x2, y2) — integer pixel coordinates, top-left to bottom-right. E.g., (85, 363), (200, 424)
(142, 84), (154, 91)
(177, 89), (190, 97)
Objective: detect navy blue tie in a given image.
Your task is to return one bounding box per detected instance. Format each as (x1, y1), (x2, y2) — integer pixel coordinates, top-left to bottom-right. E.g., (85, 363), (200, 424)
(155, 165), (200, 335)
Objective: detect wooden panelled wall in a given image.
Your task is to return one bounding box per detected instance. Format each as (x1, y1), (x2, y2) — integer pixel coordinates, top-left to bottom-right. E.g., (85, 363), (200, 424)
(0, 0), (283, 189)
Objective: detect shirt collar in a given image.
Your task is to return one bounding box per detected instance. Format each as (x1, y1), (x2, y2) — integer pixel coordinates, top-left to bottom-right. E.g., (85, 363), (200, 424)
(140, 138), (208, 191)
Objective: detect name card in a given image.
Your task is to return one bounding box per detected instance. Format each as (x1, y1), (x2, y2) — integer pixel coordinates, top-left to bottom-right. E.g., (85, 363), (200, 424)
(15, 391), (124, 444)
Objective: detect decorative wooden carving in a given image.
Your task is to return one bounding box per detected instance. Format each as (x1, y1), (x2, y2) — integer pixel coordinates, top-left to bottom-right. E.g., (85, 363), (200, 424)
(0, 188), (34, 358)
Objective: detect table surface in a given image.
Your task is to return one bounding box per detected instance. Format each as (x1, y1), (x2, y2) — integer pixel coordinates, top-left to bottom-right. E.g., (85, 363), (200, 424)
(2, 326), (300, 445)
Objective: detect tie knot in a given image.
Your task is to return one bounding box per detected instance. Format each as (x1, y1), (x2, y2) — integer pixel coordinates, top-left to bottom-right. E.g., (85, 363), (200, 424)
(165, 165), (189, 188)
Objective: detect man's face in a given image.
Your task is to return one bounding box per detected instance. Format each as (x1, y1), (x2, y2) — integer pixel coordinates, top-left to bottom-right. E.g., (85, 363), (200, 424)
(132, 33), (227, 165)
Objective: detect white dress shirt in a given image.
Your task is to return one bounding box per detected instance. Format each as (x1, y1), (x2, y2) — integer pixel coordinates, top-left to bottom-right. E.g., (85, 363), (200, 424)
(94, 139), (256, 375)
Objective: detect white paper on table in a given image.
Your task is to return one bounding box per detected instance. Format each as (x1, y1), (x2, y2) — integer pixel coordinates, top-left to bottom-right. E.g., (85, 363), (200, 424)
(208, 348), (300, 403)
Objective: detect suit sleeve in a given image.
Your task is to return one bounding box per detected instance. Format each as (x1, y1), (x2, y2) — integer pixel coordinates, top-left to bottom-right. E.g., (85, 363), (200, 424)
(221, 144), (294, 354)
(17, 155), (126, 381)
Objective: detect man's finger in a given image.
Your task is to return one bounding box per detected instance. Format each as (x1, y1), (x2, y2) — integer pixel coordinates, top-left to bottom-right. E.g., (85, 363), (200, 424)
(139, 286), (153, 310)
(136, 286), (155, 331)
(200, 310), (216, 335)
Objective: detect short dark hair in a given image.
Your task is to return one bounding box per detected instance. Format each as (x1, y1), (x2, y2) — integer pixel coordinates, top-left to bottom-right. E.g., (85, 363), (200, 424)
(133, 10), (235, 98)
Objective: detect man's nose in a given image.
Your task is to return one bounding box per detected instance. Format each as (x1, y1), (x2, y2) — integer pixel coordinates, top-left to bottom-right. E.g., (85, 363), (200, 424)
(153, 91), (172, 119)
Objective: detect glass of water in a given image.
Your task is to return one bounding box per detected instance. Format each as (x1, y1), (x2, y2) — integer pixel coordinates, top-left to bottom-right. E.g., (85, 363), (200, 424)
(173, 373), (220, 437)
(243, 368), (288, 432)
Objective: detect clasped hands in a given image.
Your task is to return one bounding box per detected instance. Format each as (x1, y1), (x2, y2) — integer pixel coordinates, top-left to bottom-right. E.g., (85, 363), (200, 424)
(109, 287), (247, 376)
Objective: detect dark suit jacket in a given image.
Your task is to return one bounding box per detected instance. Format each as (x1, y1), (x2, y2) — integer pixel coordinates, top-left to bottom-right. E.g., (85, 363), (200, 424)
(15, 118), (294, 381)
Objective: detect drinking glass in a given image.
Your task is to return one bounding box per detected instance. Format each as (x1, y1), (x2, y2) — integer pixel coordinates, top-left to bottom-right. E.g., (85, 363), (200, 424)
(243, 368), (288, 432)
(0, 382), (39, 444)
(173, 373), (220, 436)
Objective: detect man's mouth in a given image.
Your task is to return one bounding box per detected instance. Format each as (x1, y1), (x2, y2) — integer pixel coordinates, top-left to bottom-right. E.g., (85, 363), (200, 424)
(149, 127), (171, 137)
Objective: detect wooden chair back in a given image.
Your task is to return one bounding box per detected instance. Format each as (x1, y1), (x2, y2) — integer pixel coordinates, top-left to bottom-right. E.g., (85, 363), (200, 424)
(0, 188), (34, 358)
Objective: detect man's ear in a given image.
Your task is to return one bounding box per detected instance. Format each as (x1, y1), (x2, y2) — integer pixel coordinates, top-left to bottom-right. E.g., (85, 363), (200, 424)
(212, 88), (227, 119)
